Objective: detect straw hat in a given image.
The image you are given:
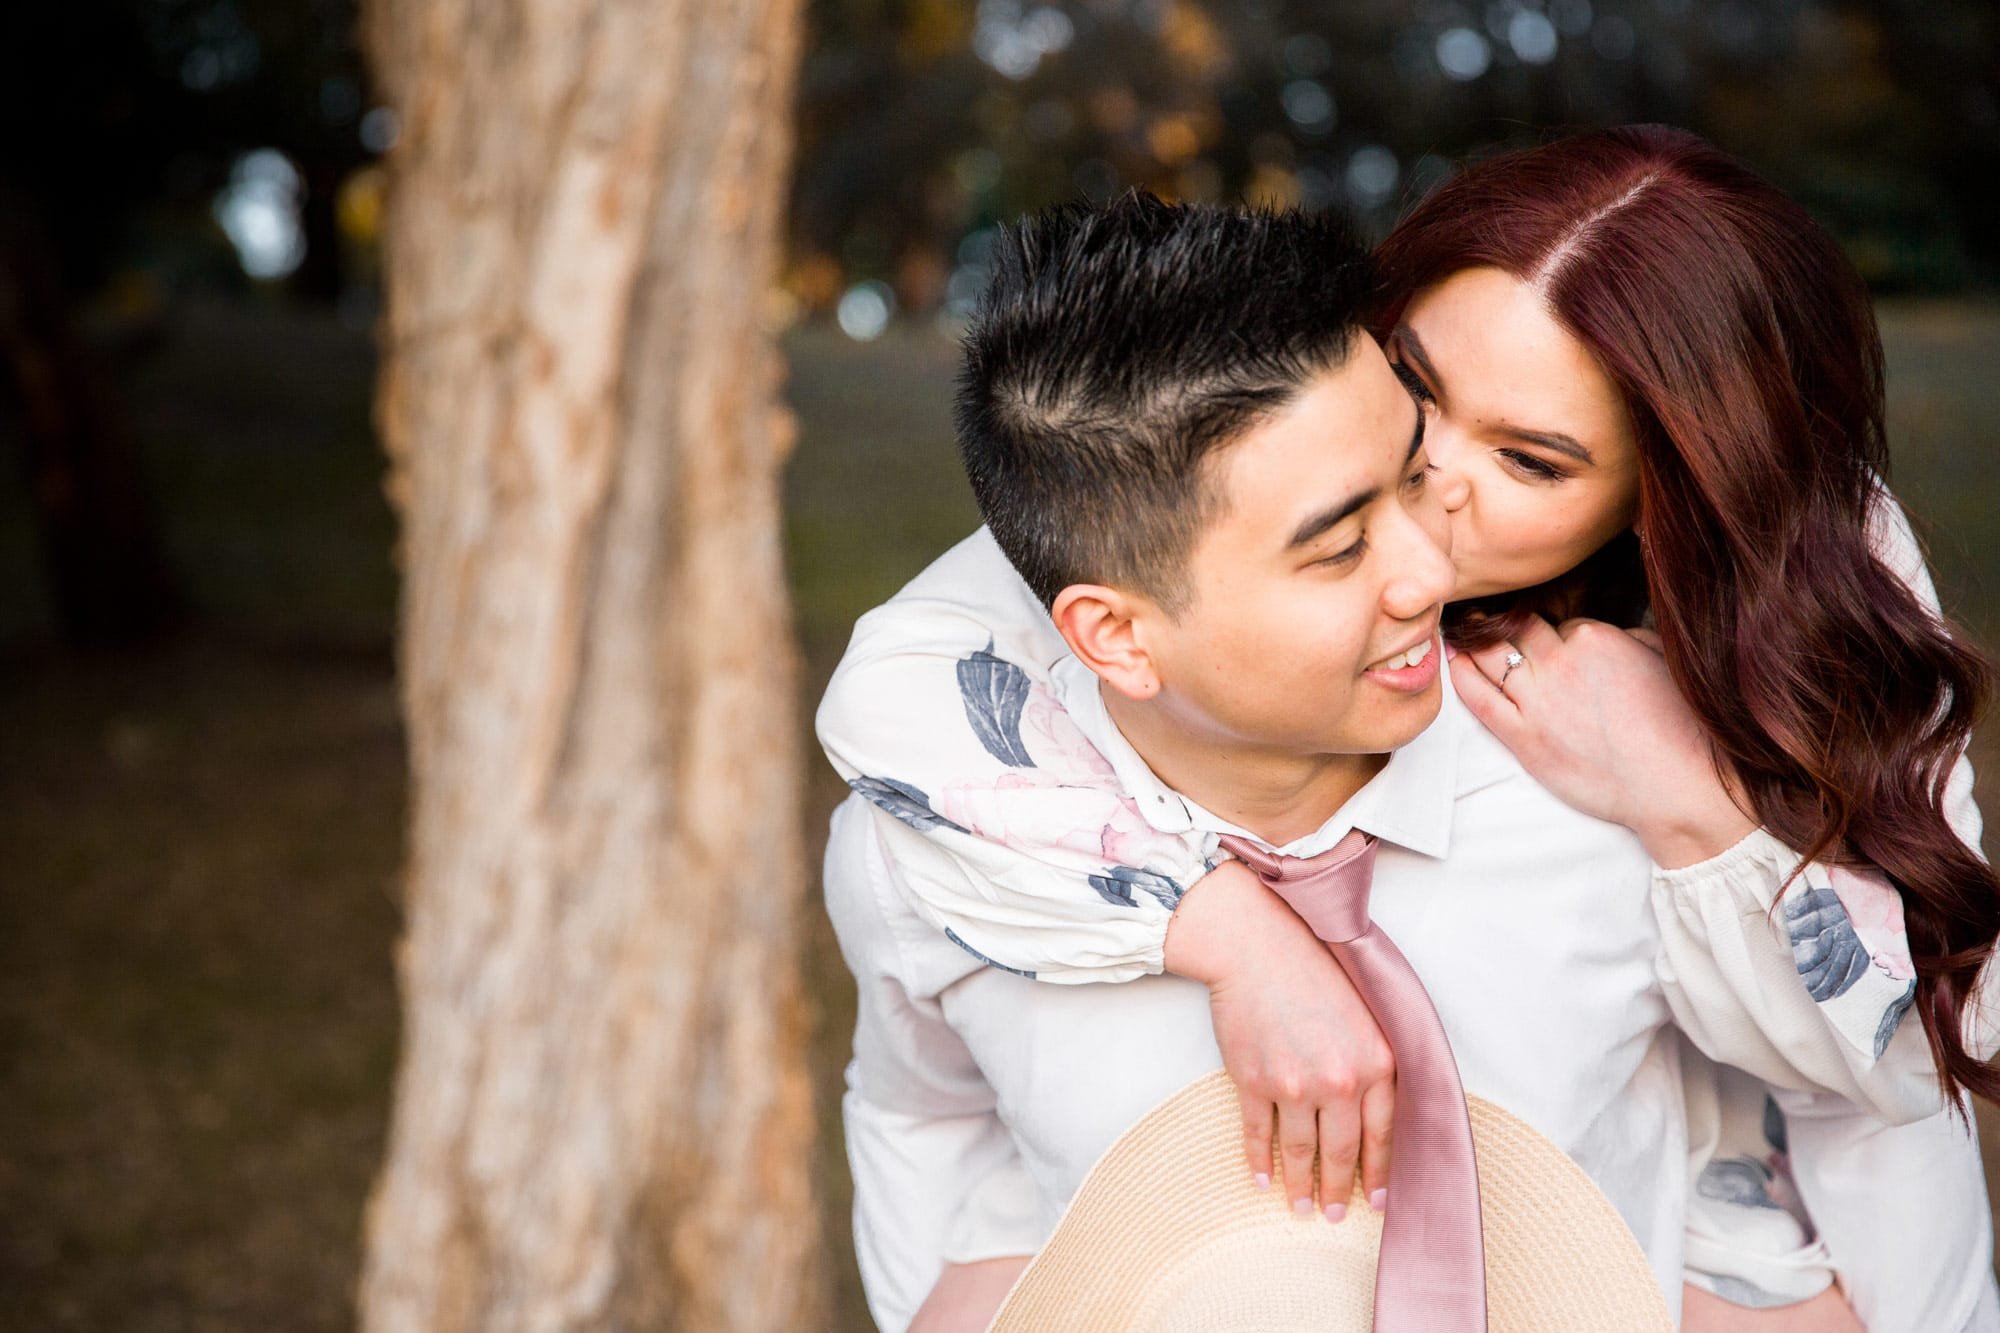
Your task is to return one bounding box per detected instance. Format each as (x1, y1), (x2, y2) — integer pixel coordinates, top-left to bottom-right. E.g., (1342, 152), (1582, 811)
(989, 1071), (1672, 1332)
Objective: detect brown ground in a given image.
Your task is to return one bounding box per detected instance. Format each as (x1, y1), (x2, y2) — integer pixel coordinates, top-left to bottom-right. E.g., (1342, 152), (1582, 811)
(0, 301), (1995, 1330)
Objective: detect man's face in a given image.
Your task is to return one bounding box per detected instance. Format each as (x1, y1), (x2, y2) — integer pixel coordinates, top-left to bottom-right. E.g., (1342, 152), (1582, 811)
(1140, 335), (1454, 759)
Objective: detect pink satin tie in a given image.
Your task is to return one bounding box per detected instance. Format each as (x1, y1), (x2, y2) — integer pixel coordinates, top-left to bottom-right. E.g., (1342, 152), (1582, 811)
(1217, 829), (1487, 1332)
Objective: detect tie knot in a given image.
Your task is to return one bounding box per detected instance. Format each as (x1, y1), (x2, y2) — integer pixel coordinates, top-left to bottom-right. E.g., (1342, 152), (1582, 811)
(1217, 828), (1378, 944)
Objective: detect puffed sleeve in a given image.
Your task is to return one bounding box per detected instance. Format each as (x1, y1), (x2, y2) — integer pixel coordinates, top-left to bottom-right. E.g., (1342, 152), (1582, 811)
(825, 798), (1046, 1330)
(816, 528), (1214, 983)
(1649, 484), (1996, 1121)
(1651, 828), (1944, 1121)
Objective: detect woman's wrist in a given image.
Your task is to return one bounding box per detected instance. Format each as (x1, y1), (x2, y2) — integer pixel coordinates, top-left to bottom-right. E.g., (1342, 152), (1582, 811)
(1163, 860), (1305, 985)
(1627, 785), (1758, 870)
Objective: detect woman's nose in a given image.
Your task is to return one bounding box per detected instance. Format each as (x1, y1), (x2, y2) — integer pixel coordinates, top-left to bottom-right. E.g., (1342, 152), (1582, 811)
(1426, 431), (1472, 512)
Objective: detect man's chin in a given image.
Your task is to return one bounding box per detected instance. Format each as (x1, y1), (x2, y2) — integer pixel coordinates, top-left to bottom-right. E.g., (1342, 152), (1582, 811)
(1356, 677), (1444, 750)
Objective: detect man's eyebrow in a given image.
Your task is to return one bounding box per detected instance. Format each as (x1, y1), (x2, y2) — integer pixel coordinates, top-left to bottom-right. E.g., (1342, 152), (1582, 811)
(1395, 321), (1593, 466)
(1287, 486), (1379, 550)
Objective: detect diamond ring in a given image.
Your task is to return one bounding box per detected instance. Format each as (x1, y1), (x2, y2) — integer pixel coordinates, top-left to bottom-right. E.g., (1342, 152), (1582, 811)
(1498, 648), (1526, 687)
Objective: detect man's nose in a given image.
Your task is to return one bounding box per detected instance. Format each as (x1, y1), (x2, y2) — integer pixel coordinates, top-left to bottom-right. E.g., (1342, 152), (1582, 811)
(1383, 509), (1456, 620)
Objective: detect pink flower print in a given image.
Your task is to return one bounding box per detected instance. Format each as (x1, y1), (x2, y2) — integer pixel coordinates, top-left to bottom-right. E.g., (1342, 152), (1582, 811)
(1828, 864), (1916, 983)
(1100, 794), (1168, 866)
(1020, 685), (1118, 782)
(933, 773), (1131, 857)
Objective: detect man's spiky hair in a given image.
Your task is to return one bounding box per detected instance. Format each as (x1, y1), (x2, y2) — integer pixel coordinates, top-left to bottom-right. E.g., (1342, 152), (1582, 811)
(956, 190), (1374, 613)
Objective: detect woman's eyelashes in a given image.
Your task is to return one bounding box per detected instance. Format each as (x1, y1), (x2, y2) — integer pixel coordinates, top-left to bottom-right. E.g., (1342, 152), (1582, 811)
(1387, 350), (1565, 484)
(1390, 357), (1435, 407)
(1498, 448), (1567, 482)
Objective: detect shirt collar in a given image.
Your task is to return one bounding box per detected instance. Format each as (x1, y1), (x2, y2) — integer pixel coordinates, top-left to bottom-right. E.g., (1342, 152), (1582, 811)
(1050, 654), (1460, 861)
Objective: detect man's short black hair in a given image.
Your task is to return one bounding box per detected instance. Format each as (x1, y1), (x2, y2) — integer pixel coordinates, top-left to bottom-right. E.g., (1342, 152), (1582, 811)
(956, 190), (1374, 613)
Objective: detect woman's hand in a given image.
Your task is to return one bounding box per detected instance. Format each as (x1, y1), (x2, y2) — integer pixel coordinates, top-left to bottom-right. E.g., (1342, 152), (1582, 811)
(1165, 860), (1395, 1221)
(1451, 616), (1755, 868)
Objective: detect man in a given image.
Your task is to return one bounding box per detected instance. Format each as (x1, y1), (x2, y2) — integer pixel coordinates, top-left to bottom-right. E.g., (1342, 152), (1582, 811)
(817, 196), (1961, 1330)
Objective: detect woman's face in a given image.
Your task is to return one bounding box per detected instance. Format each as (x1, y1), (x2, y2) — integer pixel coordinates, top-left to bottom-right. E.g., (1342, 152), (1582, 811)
(1387, 266), (1642, 601)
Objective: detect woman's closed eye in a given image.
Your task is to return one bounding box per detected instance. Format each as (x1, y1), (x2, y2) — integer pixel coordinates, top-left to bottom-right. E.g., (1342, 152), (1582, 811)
(1390, 358), (1435, 408)
(1498, 448), (1567, 482)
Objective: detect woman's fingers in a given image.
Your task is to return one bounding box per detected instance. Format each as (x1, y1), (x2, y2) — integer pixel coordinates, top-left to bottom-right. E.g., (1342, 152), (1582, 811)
(1316, 1099), (1363, 1223)
(1277, 1099), (1320, 1216)
(1242, 1099), (1275, 1191)
(1626, 626), (1665, 653)
(1512, 614), (1564, 657)
(1356, 1078), (1395, 1212)
(1450, 651), (1527, 748)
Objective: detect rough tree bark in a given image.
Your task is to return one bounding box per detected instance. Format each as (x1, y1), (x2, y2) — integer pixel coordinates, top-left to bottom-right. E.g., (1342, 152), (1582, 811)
(358, 0), (816, 1327)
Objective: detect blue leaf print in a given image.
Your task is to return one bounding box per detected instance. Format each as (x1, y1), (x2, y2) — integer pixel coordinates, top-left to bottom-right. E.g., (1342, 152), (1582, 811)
(1702, 1276), (1792, 1311)
(1695, 1158), (1783, 1211)
(1762, 1095), (1788, 1156)
(847, 776), (968, 834)
(1874, 979), (1918, 1059)
(1783, 886), (1871, 1002)
(1088, 866), (1185, 912)
(957, 642), (1036, 768)
(944, 927), (1037, 979)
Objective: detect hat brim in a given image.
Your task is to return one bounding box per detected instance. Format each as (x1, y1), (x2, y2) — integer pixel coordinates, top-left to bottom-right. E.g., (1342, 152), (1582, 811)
(990, 1070), (1673, 1332)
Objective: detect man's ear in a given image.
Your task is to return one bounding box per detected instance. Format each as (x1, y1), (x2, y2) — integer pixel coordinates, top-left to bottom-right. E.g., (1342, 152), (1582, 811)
(1050, 583), (1163, 701)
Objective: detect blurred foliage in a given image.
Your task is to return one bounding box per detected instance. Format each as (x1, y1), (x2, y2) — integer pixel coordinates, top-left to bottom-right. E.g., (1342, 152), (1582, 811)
(791, 0), (2000, 312)
(0, 0), (373, 308)
(7, 1), (1995, 315)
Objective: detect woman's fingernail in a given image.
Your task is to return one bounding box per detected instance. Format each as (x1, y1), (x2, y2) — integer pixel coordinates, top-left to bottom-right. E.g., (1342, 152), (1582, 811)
(1369, 1188), (1388, 1212)
(1293, 1197), (1315, 1217)
(1324, 1202), (1347, 1224)
(1443, 642), (1459, 661)
(1254, 1172), (1271, 1192)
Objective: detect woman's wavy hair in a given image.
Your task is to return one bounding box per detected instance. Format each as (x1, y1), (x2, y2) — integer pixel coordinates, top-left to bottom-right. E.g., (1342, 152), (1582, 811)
(1373, 124), (1999, 1105)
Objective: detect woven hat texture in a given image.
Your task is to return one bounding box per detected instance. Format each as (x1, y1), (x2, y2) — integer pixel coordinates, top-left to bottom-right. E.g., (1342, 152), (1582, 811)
(989, 1070), (1673, 1332)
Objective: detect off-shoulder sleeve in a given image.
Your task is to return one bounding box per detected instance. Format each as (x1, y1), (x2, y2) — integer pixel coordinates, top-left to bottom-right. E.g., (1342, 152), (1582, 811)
(816, 529), (1214, 983)
(1648, 484), (1995, 1122)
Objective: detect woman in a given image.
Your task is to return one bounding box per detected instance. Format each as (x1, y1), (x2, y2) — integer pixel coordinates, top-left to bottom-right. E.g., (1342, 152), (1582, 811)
(821, 126), (2000, 1330)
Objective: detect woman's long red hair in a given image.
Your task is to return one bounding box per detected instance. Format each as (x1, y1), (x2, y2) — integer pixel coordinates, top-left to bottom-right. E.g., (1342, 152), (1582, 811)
(1374, 125), (2000, 1105)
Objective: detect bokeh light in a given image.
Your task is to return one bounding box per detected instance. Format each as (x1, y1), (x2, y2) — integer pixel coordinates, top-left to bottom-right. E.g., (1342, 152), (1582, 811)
(212, 149), (307, 281)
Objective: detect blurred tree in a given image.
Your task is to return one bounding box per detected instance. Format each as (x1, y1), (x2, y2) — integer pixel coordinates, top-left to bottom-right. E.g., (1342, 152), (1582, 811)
(357, 0), (818, 1327)
(0, 6), (185, 644)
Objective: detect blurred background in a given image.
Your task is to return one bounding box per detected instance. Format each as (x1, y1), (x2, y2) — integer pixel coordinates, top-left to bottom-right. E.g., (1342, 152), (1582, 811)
(2, 1), (1996, 1328)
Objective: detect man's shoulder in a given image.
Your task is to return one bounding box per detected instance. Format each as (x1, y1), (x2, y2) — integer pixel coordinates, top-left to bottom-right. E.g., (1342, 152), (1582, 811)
(845, 527), (1068, 669)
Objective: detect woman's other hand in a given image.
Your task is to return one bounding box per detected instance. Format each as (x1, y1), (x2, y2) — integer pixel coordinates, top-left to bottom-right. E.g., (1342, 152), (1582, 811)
(1451, 616), (1756, 868)
(1165, 860), (1396, 1222)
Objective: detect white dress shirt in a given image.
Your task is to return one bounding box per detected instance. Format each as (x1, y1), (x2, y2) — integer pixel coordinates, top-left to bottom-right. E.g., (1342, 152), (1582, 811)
(821, 524), (1998, 1332)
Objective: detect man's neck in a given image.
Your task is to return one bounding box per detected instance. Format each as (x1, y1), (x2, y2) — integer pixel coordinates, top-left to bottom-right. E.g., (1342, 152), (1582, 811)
(1102, 687), (1389, 848)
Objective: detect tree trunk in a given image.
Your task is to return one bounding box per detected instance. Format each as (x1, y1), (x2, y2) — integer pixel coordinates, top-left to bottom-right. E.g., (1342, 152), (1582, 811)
(358, 0), (816, 1327)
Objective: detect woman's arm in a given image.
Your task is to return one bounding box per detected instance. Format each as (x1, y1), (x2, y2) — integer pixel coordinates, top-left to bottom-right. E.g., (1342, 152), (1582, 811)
(1446, 489), (1988, 1119)
(817, 530), (1205, 983)
(821, 530), (1397, 1217)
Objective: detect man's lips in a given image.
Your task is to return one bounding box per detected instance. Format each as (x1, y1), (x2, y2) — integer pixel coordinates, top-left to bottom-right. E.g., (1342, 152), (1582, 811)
(1362, 630), (1441, 692)
(1364, 630), (1437, 675)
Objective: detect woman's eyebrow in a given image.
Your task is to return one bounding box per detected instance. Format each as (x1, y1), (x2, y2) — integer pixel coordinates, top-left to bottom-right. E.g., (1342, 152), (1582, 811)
(1396, 321), (1596, 466)
(1496, 425), (1595, 465)
(1392, 322), (1443, 386)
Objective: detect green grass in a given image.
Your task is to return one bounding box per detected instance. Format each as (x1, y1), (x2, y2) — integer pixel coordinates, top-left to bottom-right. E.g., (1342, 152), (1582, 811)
(0, 298), (1996, 1329)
